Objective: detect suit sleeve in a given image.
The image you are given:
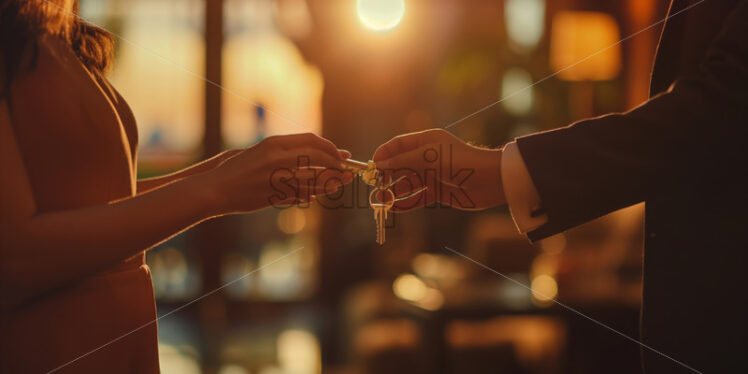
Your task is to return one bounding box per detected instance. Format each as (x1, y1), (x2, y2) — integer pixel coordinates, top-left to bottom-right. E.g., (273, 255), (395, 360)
(515, 2), (748, 242)
(501, 141), (548, 233)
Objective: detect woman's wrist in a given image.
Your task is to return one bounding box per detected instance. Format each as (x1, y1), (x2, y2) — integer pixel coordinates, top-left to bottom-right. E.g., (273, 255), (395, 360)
(187, 170), (229, 218)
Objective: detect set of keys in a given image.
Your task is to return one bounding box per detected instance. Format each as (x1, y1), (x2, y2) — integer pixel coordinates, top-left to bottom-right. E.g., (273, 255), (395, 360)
(341, 159), (426, 245)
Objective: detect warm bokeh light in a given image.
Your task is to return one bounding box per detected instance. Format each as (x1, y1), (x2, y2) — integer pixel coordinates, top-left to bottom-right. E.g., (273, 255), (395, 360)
(357, 0), (405, 31)
(158, 344), (201, 374)
(218, 364), (250, 374)
(277, 330), (321, 374)
(277, 207), (307, 234)
(258, 242), (305, 299)
(550, 11), (622, 81)
(412, 253), (467, 285)
(392, 273), (444, 310)
(392, 273), (427, 302)
(417, 287), (445, 311)
(531, 274), (558, 303)
(501, 67), (535, 115)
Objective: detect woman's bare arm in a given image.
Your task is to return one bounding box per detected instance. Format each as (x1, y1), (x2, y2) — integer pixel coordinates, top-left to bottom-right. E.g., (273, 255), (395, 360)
(0, 103), (350, 309)
(136, 149), (241, 194)
(136, 149), (352, 195)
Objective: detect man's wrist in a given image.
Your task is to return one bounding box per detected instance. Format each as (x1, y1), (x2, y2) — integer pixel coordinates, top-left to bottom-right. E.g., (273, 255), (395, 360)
(501, 141), (547, 233)
(474, 147), (505, 207)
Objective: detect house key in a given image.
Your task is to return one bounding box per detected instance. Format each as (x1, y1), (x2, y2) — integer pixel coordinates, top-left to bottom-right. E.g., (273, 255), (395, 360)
(369, 184), (395, 245)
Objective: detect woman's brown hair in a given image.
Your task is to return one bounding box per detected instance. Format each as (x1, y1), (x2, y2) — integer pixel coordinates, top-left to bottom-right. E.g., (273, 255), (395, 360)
(0, 0), (114, 98)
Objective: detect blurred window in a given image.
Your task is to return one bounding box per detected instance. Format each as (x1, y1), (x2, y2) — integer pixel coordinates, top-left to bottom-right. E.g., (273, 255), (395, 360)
(80, 0), (205, 174)
(222, 0), (322, 147)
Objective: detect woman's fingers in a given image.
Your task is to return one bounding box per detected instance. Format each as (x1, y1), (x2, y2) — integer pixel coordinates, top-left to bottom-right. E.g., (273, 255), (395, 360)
(268, 166), (352, 206)
(295, 168), (354, 192)
(338, 149), (352, 159)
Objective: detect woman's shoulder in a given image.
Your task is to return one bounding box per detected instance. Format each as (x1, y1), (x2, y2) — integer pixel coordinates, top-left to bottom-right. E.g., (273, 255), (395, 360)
(9, 35), (74, 104)
(6, 34), (100, 148)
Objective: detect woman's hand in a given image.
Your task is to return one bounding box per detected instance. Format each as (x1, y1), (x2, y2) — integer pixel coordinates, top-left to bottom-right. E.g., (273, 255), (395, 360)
(204, 133), (354, 214)
(373, 129), (504, 212)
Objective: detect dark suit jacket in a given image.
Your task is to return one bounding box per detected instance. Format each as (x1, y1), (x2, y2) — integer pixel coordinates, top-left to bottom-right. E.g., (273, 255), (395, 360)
(516, 0), (747, 372)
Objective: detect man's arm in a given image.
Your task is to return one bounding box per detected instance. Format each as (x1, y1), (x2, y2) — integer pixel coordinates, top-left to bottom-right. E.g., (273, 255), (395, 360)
(514, 2), (747, 241)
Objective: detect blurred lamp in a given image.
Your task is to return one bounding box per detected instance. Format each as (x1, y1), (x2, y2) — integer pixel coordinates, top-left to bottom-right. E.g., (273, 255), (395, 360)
(550, 11), (622, 81)
(357, 0), (405, 31)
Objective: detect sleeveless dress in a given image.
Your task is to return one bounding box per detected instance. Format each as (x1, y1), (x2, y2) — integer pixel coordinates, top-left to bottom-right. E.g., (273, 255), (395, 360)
(0, 35), (160, 373)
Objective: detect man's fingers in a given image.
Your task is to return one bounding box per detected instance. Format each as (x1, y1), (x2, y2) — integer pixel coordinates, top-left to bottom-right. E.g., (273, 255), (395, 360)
(391, 184), (436, 212)
(389, 172), (425, 198)
(269, 133), (344, 160)
(373, 134), (413, 162)
(376, 146), (431, 175)
(388, 182), (476, 212)
(281, 148), (348, 169)
(373, 129), (453, 162)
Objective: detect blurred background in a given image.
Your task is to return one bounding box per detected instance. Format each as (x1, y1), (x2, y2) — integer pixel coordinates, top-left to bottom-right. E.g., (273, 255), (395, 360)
(79, 0), (665, 373)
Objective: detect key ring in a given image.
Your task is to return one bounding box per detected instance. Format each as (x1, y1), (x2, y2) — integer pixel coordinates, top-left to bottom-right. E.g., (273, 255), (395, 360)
(369, 186), (395, 208)
(379, 175), (429, 202)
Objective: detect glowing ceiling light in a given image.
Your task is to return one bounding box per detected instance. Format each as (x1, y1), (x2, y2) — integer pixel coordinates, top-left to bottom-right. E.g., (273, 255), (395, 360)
(357, 0), (405, 32)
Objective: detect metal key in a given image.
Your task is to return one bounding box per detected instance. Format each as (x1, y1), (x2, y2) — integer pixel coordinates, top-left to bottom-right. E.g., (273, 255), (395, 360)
(369, 187), (394, 245)
(341, 158), (379, 186)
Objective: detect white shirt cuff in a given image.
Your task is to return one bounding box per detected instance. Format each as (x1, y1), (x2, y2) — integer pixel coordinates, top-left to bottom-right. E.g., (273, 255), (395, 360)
(501, 141), (548, 234)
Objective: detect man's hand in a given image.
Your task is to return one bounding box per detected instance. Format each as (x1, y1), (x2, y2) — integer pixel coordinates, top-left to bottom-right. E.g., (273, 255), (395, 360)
(373, 129), (505, 212)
